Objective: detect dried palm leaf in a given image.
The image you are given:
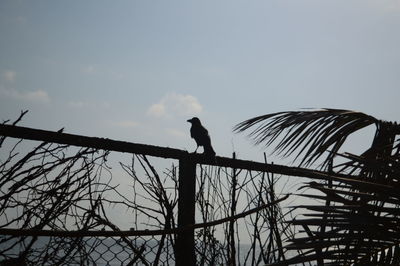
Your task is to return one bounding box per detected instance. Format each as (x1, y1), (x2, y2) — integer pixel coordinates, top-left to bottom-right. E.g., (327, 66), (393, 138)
(234, 109), (388, 169)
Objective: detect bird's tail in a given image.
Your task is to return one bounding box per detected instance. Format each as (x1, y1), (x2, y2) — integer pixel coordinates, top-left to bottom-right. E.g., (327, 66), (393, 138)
(204, 143), (216, 156)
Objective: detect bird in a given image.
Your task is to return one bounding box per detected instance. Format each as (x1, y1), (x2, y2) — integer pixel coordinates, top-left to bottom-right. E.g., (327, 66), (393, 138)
(187, 117), (216, 156)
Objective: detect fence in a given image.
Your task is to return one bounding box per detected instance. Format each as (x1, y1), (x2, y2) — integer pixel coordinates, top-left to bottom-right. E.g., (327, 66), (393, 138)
(0, 121), (337, 265)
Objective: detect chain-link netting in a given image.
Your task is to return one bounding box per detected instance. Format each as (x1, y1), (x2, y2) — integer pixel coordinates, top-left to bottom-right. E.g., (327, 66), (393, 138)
(0, 234), (176, 265)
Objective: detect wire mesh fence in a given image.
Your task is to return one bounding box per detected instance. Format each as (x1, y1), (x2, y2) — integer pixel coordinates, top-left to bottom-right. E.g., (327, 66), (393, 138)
(0, 234), (175, 265)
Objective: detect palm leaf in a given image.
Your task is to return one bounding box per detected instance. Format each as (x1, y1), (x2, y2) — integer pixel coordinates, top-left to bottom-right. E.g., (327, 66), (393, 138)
(234, 108), (378, 168)
(236, 109), (400, 265)
(274, 152), (400, 265)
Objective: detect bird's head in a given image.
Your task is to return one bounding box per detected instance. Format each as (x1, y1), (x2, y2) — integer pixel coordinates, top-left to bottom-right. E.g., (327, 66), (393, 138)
(187, 117), (201, 125)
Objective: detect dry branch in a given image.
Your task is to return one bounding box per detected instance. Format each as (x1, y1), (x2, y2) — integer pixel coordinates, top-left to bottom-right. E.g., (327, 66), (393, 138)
(0, 195), (288, 238)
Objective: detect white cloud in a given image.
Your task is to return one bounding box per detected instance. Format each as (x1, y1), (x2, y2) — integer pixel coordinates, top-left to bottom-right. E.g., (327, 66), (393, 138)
(27, 90), (50, 102)
(166, 128), (186, 138)
(68, 101), (110, 109)
(113, 120), (140, 128)
(3, 71), (16, 82)
(68, 101), (89, 108)
(147, 93), (203, 118)
(0, 72), (50, 103)
(147, 103), (166, 117)
(0, 88), (50, 103)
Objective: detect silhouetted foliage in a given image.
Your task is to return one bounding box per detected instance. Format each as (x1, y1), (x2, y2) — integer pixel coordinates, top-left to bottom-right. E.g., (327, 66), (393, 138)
(0, 111), (292, 265)
(236, 108), (400, 265)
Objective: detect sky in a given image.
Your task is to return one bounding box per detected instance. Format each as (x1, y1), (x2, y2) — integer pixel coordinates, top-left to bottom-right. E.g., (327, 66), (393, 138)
(1, 0), (400, 162)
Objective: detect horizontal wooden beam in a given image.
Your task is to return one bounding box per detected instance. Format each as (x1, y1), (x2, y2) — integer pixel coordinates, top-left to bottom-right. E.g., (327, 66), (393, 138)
(0, 124), (355, 181)
(0, 124), (185, 159)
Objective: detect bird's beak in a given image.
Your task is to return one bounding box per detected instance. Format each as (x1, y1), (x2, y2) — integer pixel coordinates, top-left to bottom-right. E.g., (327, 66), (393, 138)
(187, 119), (192, 123)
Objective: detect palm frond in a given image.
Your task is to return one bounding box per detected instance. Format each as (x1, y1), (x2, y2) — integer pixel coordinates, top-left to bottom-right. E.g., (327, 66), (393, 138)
(236, 109), (400, 265)
(271, 151), (400, 265)
(234, 109), (378, 168)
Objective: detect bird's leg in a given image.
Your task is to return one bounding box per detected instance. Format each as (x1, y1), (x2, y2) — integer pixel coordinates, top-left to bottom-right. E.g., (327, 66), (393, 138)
(192, 145), (199, 154)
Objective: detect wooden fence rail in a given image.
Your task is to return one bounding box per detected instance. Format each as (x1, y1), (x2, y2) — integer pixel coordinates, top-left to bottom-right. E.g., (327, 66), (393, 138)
(0, 124), (355, 180)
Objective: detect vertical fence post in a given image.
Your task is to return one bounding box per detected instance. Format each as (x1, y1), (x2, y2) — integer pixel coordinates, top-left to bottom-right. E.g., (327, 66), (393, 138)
(176, 157), (196, 266)
(228, 152), (237, 266)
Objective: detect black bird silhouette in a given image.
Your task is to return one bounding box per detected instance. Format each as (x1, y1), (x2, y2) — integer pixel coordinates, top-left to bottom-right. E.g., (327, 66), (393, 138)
(187, 117), (216, 156)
